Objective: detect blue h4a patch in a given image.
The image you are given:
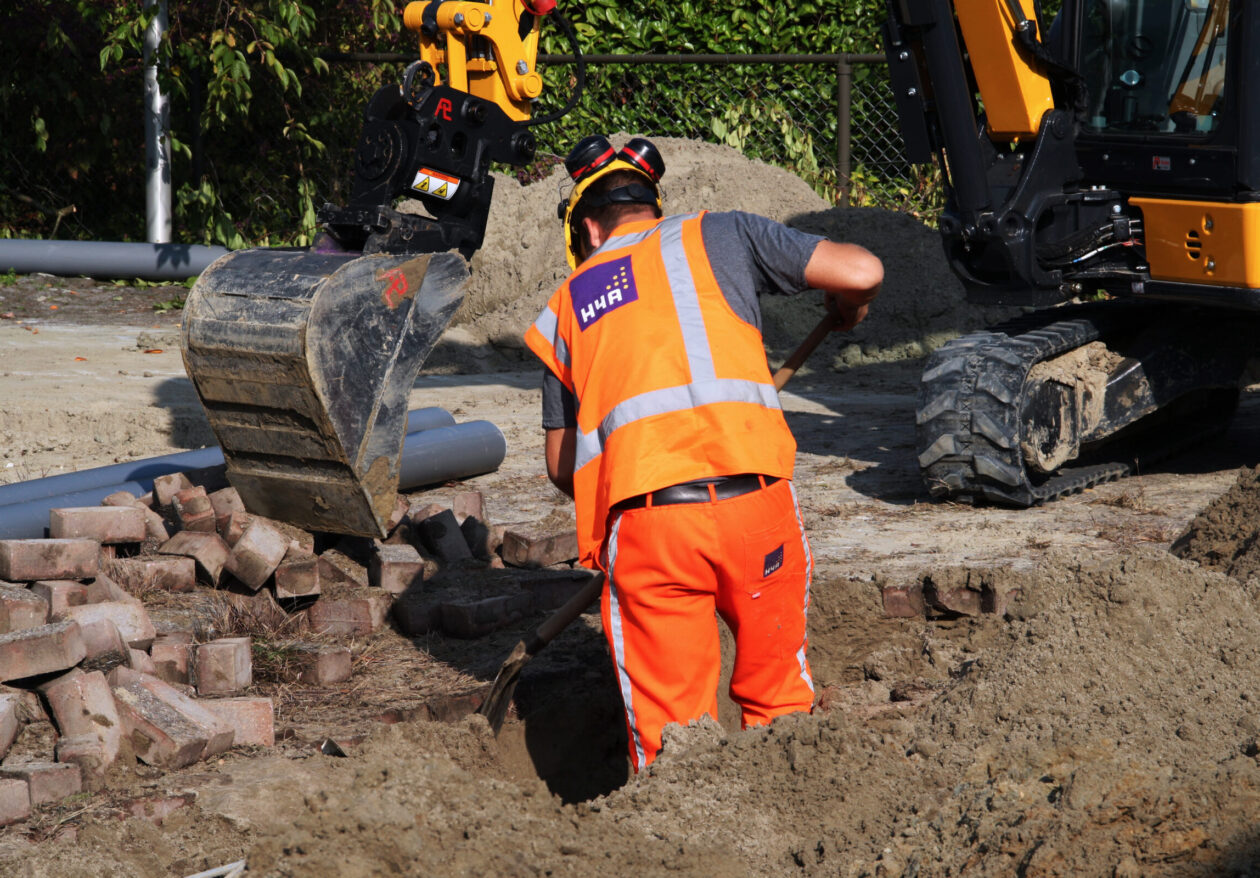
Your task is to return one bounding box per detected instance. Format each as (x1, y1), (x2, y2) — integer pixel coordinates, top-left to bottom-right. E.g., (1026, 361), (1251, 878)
(570, 255), (639, 330)
(763, 544), (784, 578)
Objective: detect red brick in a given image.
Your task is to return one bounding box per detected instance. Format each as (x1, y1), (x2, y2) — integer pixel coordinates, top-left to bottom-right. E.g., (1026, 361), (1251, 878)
(306, 592), (391, 637)
(101, 490), (141, 507)
(415, 509), (472, 564)
(110, 669), (234, 763)
(274, 550), (320, 599)
(459, 516), (498, 560)
(202, 697), (274, 747)
(172, 486), (217, 533)
(451, 490), (484, 523)
(151, 472), (193, 508)
(392, 593), (440, 636)
(193, 637), (252, 696)
(252, 515), (315, 555)
(882, 584), (926, 618)
(140, 506), (170, 542)
(982, 587), (1022, 617)
(0, 583), (49, 633)
(49, 506), (147, 544)
(385, 494), (409, 534)
(293, 643), (352, 685)
(0, 621), (86, 682)
(128, 647), (157, 675)
(30, 580), (88, 615)
(150, 637), (192, 685)
(158, 531), (230, 586)
(0, 539), (98, 582)
(40, 670), (122, 773)
(53, 735), (111, 789)
(221, 511), (250, 547)
(84, 572), (141, 606)
(927, 586), (982, 616)
(108, 557), (196, 594)
(112, 684), (212, 769)
(0, 692), (18, 760)
(369, 544), (426, 595)
(440, 592), (534, 638)
(72, 616), (129, 672)
(207, 487), (246, 534)
(501, 523), (579, 568)
(317, 549), (369, 589)
(225, 520), (290, 591)
(0, 777), (30, 826)
(56, 601), (156, 651)
(0, 762), (82, 806)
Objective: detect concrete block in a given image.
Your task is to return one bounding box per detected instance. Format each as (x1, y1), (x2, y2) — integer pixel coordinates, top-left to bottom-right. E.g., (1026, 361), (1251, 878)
(369, 544), (426, 595)
(293, 643), (352, 685)
(225, 520), (290, 591)
(0, 583), (49, 633)
(108, 557), (196, 595)
(31, 580), (89, 615)
(207, 487), (246, 535)
(172, 487), (217, 533)
(0, 539), (99, 582)
(882, 584), (927, 618)
(49, 506), (146, 544)
(193, 637), (252, 696)
(0, 621), (86, 682)
(317, 549), (369, 589)
(150, 637), (192, 685)
(202, 697), (274, 747)
(392, 593), (441, 637)
(273, 549), (320, 599)
(110, 668), (234, 763)
(158, 531), (231, 586)
(151, 472), (193, 508)
(451, 490), (484, 523)
(306, 592), (391, 638)
(440, 592), (534, 638)
(0, 777), (30, 826)
(56, 601), (156, 651)
(501, 523), (579, 568)
(0, 762), (82, 806)
(0, 692), (18, 761)
(40, 670), (121, 772)
(415, 509), (472, 564)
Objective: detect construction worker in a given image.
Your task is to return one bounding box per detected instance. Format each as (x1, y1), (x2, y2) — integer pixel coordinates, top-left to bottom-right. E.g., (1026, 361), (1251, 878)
(524, 135), (883, 771)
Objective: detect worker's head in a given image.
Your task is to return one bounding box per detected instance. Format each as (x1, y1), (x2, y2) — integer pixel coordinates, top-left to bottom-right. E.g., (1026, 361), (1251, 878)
(557, 135), (664, 268)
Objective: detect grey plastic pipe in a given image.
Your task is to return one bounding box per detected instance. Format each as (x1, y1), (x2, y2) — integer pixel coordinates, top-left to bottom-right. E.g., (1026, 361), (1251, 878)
(0, 416), (504, 540)
(0, 407), (456, 508)
(0, 240), (229, 282)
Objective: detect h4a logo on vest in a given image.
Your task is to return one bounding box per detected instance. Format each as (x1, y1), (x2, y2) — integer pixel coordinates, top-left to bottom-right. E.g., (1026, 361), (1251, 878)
(571, 256), (639, 331)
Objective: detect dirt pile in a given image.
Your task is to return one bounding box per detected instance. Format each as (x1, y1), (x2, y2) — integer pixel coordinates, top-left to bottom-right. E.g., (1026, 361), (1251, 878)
(426, 136), (1012, 374)
(1172, 463), (1260, 581)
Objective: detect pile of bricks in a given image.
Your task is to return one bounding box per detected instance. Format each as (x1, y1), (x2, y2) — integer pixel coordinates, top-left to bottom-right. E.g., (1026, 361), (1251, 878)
(0, 468), (590, 827)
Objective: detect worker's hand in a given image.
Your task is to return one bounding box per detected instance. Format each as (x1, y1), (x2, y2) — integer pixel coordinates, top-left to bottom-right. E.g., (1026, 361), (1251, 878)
(824, 293), (871, 331)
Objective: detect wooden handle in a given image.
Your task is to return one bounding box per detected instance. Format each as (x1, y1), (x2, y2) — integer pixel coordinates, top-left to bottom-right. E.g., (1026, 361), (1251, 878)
(772, 312), (840, 392)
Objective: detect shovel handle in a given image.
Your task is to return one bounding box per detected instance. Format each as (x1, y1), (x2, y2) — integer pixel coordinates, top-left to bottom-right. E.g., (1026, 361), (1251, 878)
(772, 312), (840, 392)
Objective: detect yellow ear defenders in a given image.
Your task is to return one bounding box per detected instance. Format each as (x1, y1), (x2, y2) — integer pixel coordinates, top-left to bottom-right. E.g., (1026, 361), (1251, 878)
(556, 135), (665, 269)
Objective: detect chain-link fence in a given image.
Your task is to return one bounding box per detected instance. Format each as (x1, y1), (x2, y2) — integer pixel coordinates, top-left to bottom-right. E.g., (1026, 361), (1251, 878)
(326, 52), (941, 218)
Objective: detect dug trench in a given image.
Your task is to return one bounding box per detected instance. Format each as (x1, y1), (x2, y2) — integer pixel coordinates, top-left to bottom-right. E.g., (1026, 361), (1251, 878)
(4, 137), (1260, 875)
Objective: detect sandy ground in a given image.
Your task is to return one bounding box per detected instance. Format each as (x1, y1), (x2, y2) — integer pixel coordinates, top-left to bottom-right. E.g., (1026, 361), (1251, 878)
(3, 140), (1260, 876)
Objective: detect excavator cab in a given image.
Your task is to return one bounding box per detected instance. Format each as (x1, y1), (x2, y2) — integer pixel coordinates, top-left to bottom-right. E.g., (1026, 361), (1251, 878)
(885, 0), (1260, 505)
(181, 0), (582, 537)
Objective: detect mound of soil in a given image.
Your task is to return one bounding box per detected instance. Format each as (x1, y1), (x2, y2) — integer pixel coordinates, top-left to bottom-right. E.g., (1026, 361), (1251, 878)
(1173, 464), (1260, 581)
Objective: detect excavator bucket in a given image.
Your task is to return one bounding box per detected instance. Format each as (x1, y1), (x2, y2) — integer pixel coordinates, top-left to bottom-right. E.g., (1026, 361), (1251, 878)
(180, 247), (468, 538)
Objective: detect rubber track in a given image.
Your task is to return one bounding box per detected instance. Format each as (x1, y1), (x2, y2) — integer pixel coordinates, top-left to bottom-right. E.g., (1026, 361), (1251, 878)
(916, 306), (1135, 507)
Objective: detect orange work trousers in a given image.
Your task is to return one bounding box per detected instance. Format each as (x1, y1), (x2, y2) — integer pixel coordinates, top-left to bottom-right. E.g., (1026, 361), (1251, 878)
(601, 476), (814, 772)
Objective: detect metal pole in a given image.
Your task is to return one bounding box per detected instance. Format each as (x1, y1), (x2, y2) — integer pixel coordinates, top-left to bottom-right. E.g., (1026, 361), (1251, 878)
(836, 57), (853, 206)
(143, 0), (172, 243)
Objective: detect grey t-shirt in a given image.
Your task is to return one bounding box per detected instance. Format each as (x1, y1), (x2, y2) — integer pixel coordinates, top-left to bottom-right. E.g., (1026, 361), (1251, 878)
(541, 210), (824, 429)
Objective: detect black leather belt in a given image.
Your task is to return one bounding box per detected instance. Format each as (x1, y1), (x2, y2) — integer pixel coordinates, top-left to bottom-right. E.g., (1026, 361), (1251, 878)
(613, 474), (780, 510)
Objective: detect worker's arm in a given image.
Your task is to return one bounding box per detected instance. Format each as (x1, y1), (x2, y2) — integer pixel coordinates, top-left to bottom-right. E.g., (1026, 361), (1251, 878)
(545, 427), (576, 498)
(803, 240), (884, 331)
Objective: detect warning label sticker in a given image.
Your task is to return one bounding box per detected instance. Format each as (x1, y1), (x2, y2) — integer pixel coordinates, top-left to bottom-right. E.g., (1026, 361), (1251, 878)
(411, 167), (461, 200)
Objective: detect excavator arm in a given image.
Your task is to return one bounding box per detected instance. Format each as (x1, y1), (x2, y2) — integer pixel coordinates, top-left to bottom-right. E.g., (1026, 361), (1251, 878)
(181, 0), (582, 537)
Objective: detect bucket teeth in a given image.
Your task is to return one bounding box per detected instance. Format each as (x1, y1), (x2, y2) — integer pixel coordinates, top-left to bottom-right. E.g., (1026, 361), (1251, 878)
(181, 248), (468, 537)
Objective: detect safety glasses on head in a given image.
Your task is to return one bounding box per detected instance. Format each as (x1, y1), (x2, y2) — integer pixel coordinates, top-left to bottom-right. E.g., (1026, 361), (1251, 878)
(556, 135), (665, 269)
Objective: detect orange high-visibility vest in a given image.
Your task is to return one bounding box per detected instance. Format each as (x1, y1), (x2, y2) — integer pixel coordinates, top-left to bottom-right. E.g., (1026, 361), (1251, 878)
(525, 212), (797, 566)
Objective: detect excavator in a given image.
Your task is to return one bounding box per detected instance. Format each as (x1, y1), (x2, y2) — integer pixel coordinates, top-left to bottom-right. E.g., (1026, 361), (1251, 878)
(180, 0), (582, 537)
(884, 0), (1260, 505)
